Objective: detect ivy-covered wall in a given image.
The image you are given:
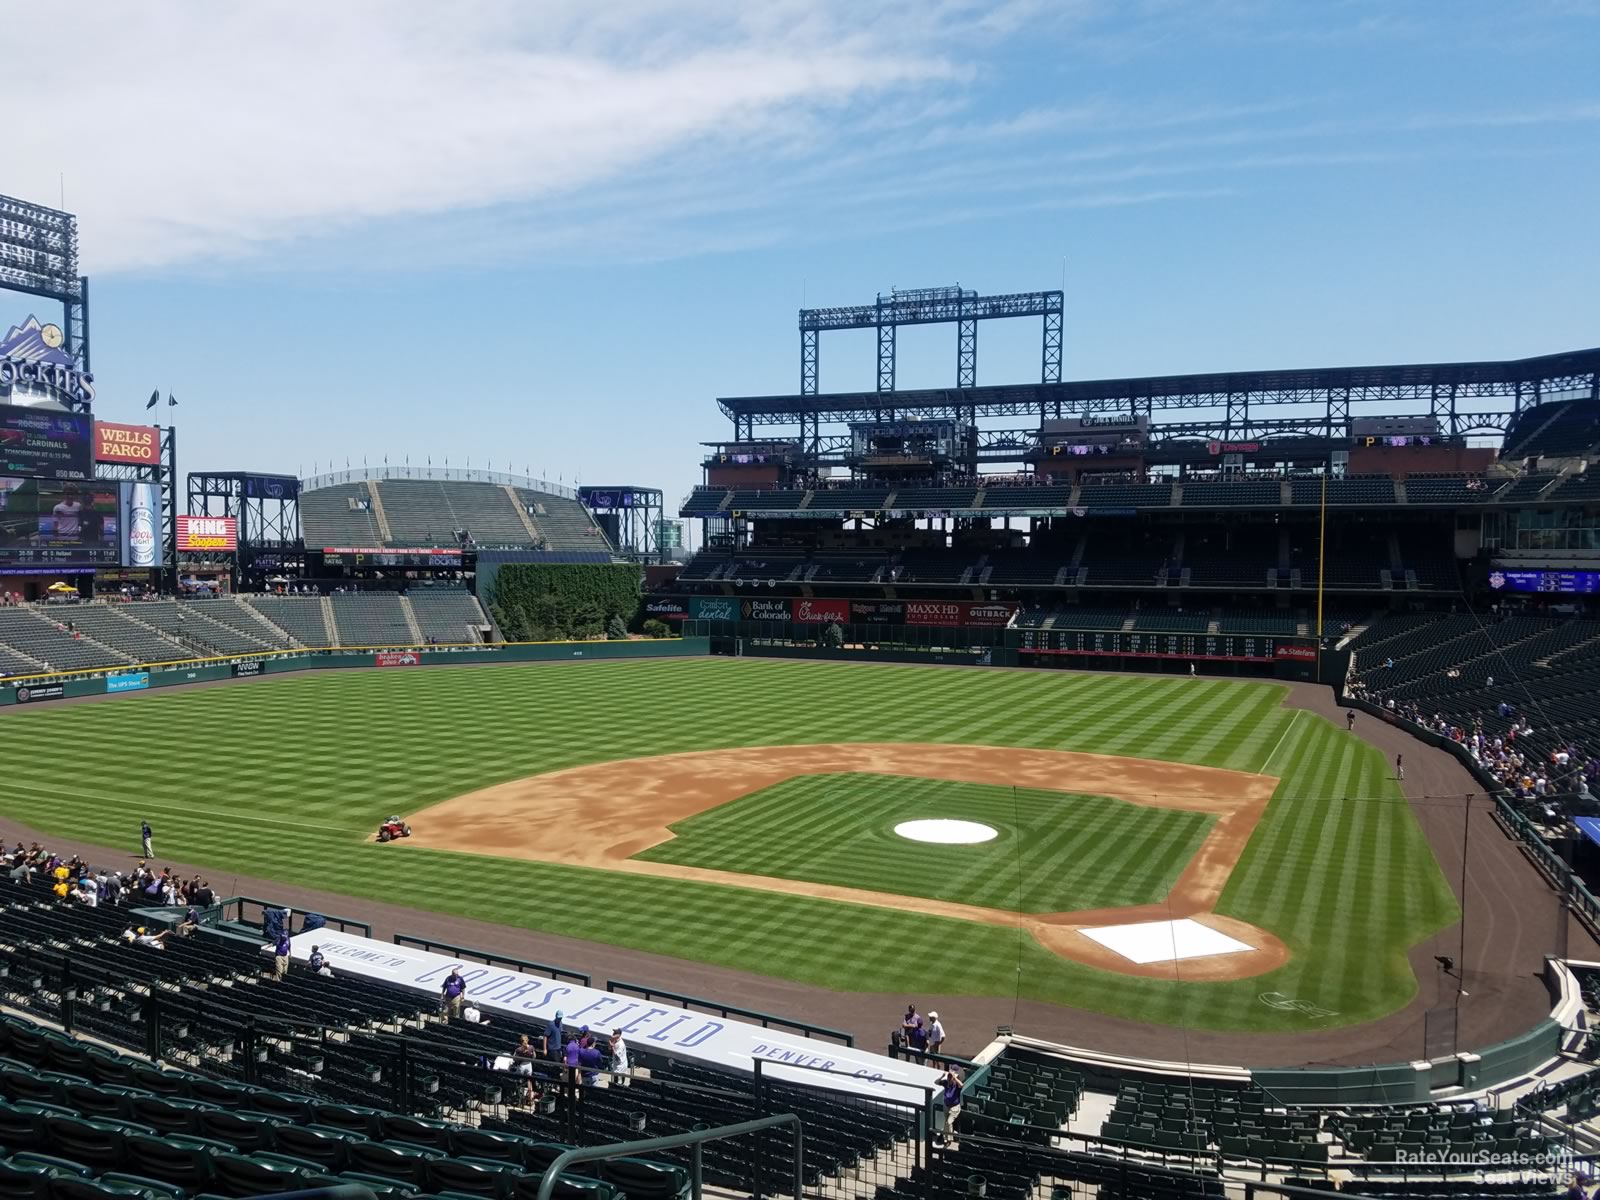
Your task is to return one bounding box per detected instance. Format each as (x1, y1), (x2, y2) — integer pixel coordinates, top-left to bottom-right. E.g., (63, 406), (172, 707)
(487, 563), (643, 642)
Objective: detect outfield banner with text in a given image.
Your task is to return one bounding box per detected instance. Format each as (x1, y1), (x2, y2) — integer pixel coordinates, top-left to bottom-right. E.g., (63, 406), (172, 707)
(284, 929), (941, 1104)
(1274, 644), (1318, 662)
(11, 683), (65, 703)
(689, 597), (736, 621)
(375, 651), (423, 667)
(1019, 629), (1283, 660)
(176, 515), (239, 553)
(93, 421), (160, 466)
(105, 672), (150, 694)
(739, 597), (791, 621)
(905, 600), (1018, 627)
(232, 659), (265, 677)
(791, 597), (849, 624)
(643, 598), (687, 623)
(848, 600), (905, 624)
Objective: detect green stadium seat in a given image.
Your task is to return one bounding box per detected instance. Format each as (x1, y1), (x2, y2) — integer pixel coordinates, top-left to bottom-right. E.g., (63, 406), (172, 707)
(6, 1160), (89, 1183)
(272, 1124), (368, 1172)
(382, 1116), (460, 1152)
(445, 1129), (534, 1167)
(0, 1157), (70, 1200)
(120, 1137), (216, 1192)
(422, 1158), (511, 1199)
(345, 1142), (446, 1189)
(96, 1177), (184, 1200)
(603, 1160), (691, 1200)
(126, 1099), (210, 1138)
(207, 1151), (318, 1198)
(44, 1179), (158, 1200)
(42, 1116), (132, 1173)
(339, 1172), (423, 1199)
(194, 1111), (277, 1155)
(508, 1175), (618, 1200)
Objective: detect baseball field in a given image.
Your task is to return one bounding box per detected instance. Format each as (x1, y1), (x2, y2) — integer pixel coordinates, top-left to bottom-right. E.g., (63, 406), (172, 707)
(0, 656), (1457, 1032)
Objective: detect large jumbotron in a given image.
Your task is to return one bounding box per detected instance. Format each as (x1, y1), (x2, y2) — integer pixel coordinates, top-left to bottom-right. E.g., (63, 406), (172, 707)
(4, 256), (1600, 1197)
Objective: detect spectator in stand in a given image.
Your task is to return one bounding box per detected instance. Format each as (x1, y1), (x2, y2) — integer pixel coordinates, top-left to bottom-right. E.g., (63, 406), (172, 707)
(935, 1066), (964, 1145)
(126, 926), (169, 950)
(609, 1029), (631, 1088)
(512, 1034), (539, 1104)
(901, 1004), (927, 1053)
(440, 968), (466, 1020)
(927, 1011), (946, 1056)
(272, 929), (291, 978)
(176, 907), (199, 937)
(544, 1010), (565, 1059)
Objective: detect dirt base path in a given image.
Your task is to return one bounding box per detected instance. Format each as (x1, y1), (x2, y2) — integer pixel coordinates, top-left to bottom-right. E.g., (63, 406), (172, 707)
(403, 743), (1287, 980)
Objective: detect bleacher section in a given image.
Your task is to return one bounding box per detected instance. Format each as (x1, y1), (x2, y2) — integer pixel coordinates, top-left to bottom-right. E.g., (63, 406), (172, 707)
(1180, 480), (1281, 507)
(409, 589), (487, 644)
(0, 608), (129, 673)
(517, 491), (612, 552)
(47, 605), (185, 666)
(1289, 476), (1397, 506)
(242, 596), (335, 648)
(299, 479), (610, 553)
(0, 877), (924, 1200)
(298, 482), (385, 547)
(180, 599), (283, 652)
(1352, 612), (1600, 797)
(0, 868), (1583, 1199)
(1077, 482), (1174, 508)
(330, 593), (414, 646)
(1501, 399), (1600, 460)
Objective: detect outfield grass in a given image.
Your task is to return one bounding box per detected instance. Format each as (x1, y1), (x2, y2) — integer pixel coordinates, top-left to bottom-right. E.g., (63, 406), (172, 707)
(0, 658), (1458, 1033)
(635, 773), (1215, 913)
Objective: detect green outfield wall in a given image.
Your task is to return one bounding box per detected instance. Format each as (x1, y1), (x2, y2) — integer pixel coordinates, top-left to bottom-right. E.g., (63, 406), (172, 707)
(0, 636), (710, 706)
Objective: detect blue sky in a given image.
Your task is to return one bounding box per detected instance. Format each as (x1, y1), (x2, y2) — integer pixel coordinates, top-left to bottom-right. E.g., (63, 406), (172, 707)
(4, 1), (1597, 533)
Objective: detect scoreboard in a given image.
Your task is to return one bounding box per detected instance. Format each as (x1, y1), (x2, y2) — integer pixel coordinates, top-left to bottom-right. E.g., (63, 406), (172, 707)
(1018, 628), (1296, 661)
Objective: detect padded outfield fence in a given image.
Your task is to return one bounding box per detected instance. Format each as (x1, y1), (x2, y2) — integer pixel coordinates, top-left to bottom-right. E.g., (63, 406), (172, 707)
(0, 635), (711, 705)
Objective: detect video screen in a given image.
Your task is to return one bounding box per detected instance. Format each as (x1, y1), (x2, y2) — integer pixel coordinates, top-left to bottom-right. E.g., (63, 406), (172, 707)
(0, 477), (121, 565)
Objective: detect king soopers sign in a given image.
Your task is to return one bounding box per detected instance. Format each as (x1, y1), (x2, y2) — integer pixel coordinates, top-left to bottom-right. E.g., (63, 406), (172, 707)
(286, 932), (941, 1103)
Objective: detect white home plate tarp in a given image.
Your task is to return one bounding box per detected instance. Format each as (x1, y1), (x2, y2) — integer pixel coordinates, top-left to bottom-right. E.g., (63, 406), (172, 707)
(287, 931), (942, 1104)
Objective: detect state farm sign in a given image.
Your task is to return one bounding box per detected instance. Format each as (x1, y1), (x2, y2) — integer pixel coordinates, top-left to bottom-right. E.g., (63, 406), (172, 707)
(176, 515), (239, 552)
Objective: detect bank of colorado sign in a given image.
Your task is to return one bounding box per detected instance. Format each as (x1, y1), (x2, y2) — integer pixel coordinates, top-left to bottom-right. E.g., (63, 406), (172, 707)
(176, 515), (238, 552)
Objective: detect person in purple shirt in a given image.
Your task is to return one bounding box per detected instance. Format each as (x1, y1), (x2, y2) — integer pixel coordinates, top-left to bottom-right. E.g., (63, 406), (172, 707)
(563, 1035), (583, 1097)
(902, 1004), (927, 1054)
(440, 969), (466, 1021)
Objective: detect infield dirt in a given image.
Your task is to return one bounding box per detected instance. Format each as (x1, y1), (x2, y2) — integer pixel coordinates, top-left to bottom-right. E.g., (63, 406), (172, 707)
(403, 743), (1287, 980)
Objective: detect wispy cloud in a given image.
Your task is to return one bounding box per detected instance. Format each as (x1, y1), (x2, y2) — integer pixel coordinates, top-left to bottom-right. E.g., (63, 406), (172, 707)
(4, 1), (967, 271)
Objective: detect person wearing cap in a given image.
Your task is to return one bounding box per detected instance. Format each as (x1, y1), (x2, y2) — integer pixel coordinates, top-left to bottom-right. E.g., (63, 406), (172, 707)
(141, 821), (153, 859)
(563, 1032), (583, 1095)
(273, 930), (291, 978)
(74, 877), (98, 908)
(900, 1004), (924, 1051)
(927, 1011), (946, 1056)
(440, 968), (466, 1020)
(609, 1029), (631, 1088)
(544, 1011), (565, 1059)
(935, 1066), (963, 1145)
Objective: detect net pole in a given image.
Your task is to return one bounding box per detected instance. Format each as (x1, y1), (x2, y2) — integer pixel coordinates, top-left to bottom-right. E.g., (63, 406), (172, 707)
(1315, 470), (1328, 683)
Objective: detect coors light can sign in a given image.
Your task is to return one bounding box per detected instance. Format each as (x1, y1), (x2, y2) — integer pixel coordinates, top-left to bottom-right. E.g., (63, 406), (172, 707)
(128, 483), (159, 568)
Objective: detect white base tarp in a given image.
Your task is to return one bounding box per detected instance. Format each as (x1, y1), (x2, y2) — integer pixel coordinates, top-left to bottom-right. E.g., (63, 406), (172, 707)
(1078, 918), (1254, 965)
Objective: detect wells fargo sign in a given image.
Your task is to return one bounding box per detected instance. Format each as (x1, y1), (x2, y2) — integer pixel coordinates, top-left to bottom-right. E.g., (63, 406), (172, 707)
(94, 421), (159, 465)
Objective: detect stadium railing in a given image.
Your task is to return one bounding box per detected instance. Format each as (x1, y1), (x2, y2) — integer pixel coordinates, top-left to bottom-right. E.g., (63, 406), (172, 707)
(533, 1114), (804, 1200)
(221, 894), (374, 938)
(605, 980), (853, 1046)
(395, 933), (591, 987)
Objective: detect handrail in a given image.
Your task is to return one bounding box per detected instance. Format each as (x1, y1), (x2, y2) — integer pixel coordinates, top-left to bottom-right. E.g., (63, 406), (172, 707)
(534, 1113), (803, 1200)
(606, 979), (852, 1045)
(393, 933), (590, 987)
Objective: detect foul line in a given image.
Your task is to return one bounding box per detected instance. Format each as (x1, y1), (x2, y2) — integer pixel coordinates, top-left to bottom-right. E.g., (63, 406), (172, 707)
(2, 780), (364, 837)
(1256, 710), (1299, 776)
